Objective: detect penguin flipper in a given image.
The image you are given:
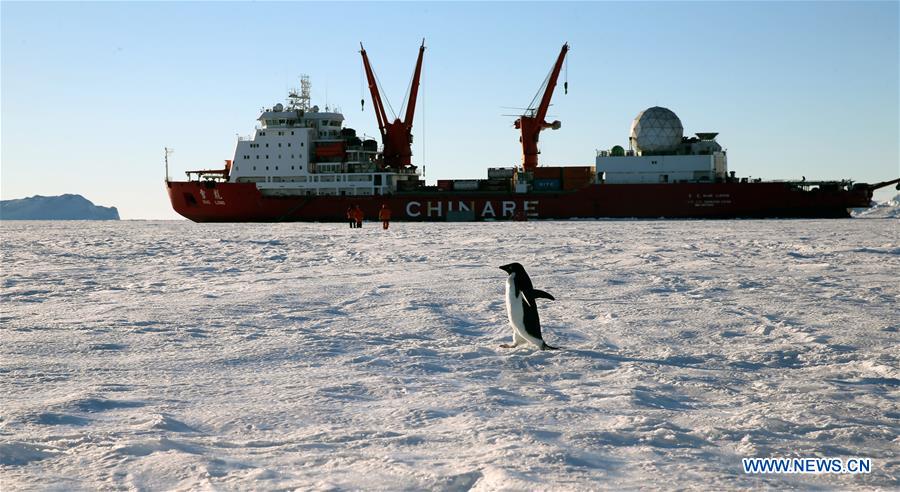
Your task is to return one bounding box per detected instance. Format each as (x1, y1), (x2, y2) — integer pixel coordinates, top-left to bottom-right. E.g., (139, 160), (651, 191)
(532, 290), (555, 301)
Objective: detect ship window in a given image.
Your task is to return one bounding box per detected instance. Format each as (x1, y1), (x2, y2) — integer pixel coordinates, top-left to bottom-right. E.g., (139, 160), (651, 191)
(291, 154), (294, 159)
(266, 143), (269, 147)
(291, 131), (294, 135)
(287, 143), (291, 147)
(275, 166), (278, 170)
(266, 166), (269, 170)
(291, 166), (295, 170)
(253, 166), (256, 170)
(301, 142), (304, 147)
(256, 156), (259, 159)
(278, 155), (281, 159)
(266, 155), (269, 159)
(278, 143), (282, 147)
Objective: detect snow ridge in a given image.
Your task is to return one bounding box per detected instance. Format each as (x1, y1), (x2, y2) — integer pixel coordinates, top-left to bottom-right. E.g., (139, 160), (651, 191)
(854, 193), (900, 219)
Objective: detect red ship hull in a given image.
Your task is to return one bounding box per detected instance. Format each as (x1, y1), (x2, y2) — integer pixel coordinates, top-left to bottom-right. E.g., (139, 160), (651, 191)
(167, 180), (875, 222)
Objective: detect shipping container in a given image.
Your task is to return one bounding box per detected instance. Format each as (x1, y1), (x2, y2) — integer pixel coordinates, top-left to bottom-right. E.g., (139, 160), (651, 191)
(397, 179), (421, 191)
(437, 179), (454, 191)
(562, 179), (592, 191)
(562, 166), (595, 178)
(480, 179), (511, 192)
(453, 179), (479, 191)
(488, 167), (517, 179)
(534, 166), (563, 179)
(533, 178), (562, 191)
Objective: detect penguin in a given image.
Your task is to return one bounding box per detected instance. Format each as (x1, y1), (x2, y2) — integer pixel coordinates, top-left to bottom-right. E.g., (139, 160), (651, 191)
(498, 262), (558, 350)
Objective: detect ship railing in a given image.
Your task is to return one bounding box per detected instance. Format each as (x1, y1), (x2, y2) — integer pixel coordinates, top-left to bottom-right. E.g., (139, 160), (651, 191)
(307, 162), (422, 175)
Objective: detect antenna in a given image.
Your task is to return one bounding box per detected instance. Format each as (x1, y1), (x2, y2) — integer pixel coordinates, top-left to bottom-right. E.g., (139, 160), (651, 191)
(288, 75), (312, 111)
(164, 147), (174, 182)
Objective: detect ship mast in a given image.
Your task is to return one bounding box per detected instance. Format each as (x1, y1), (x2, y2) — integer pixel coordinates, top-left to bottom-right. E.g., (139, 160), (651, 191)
(288, 75), (312, 111)
(164, 147), (174, 183)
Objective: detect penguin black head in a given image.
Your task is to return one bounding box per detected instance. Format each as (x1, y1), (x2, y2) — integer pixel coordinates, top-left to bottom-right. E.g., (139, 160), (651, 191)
(499, 262), (525, 274)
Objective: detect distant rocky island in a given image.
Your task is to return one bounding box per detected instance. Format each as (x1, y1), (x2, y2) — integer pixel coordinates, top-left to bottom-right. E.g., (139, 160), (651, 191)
(0, 194), (120, 220)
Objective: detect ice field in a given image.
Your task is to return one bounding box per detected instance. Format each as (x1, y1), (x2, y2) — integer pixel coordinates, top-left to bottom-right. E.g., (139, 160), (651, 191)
(1, 218), (898, 490)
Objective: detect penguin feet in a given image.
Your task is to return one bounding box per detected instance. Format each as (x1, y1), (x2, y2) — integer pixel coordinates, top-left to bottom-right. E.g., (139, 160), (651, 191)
(499, 343), (516, 348)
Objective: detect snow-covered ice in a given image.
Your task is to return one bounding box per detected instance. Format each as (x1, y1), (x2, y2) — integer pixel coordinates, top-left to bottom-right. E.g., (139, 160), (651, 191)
(1, 219), (898, 490)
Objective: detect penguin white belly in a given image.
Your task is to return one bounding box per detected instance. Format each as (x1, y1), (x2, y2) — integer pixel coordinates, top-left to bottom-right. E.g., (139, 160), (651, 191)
(505, 275), (543, 348)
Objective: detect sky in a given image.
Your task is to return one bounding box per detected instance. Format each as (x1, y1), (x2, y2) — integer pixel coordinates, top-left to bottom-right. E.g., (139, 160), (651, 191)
(2, 1), (898, 219)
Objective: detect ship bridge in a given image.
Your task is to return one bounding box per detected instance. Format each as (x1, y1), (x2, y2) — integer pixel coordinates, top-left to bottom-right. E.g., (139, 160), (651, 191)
(223, 79), (419, 198)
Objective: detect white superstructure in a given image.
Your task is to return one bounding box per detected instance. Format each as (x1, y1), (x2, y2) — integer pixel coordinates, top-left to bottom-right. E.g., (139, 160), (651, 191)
(225, 77), (419, 196)
(596, 107), (728, 184)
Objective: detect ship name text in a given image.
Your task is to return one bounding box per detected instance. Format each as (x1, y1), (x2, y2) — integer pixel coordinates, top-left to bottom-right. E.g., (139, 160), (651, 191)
(405, 200), (539, 218)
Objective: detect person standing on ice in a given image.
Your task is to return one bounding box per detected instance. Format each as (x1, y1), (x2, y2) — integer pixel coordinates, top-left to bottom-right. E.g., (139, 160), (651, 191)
(346, 205), (356, 228)
(353, 205), (364, 228)
(378, 204), (392, 230)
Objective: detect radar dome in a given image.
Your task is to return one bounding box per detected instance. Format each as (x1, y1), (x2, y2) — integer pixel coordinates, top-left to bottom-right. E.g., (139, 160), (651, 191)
(274, 103), (284, 112)
(630, 106), (683, 154)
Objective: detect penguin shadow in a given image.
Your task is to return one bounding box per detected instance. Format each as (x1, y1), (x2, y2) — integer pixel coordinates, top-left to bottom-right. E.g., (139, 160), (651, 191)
(411, 299), (494, 339)
(562, 348), (712, 371)
(525, 347), (619, 371)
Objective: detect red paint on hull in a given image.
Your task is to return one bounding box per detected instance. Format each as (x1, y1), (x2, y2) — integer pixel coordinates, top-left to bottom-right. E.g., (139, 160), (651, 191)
(167, 181), (874, 222)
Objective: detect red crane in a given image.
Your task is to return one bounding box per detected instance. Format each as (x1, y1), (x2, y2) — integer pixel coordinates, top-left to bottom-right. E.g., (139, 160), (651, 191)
(360, 40), (425, 169)
(515, 43), (569, 172)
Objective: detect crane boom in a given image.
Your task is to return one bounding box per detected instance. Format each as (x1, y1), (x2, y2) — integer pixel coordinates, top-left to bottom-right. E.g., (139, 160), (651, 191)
(404, 40), (426, 127)
(359, 41), (425, 169)
(360, 43), (388, 136)
(515, 43), (569, 172)
(535, 43), (568, 125)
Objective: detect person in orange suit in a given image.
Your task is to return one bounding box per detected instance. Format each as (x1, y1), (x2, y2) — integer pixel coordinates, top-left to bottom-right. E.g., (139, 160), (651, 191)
(353, 204), (364, 228)
(346, 205), (356, 228)
(378, 203), (392, 230)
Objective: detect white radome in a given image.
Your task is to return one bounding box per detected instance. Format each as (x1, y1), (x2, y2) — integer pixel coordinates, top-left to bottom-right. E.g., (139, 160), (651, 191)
(630, 106), (684, 153)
